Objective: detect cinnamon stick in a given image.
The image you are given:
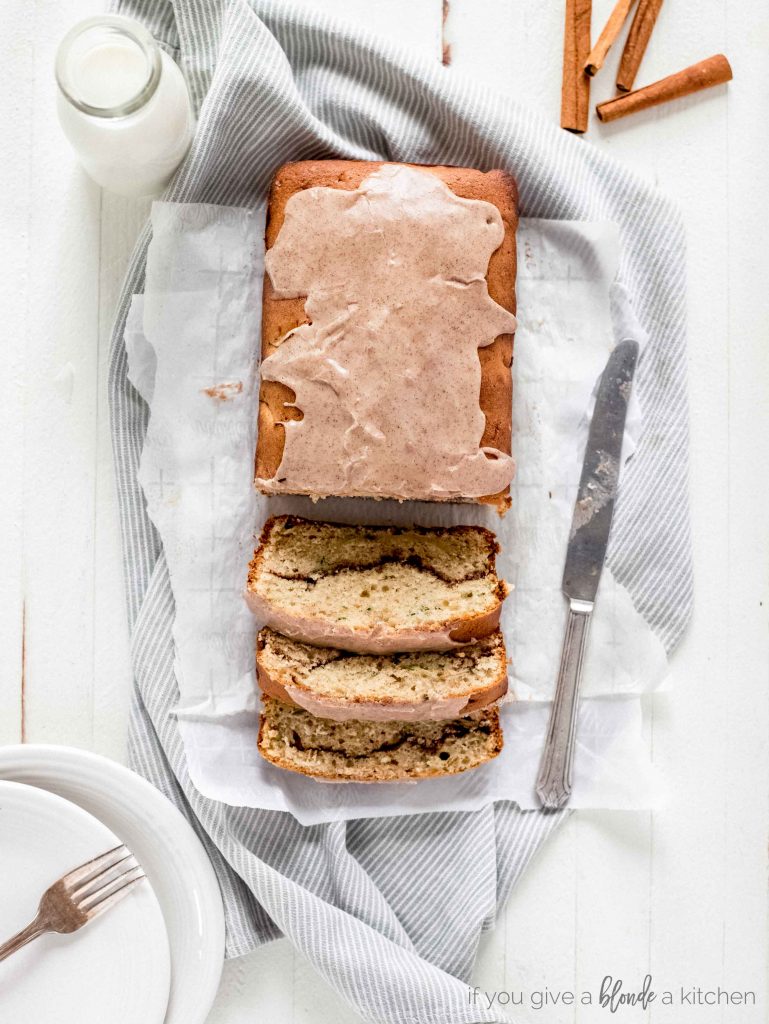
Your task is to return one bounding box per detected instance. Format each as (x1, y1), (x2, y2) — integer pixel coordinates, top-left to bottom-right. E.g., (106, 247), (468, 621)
(561, 0), (592, 133)
(596, 53), (733, 123)
(585, 0), (636, 76)
(616, 0), (664, 92)
(441, 0), (452, 66)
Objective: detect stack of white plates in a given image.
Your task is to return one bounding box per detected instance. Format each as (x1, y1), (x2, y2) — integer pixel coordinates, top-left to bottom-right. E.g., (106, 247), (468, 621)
(0, 746), (225, 1024)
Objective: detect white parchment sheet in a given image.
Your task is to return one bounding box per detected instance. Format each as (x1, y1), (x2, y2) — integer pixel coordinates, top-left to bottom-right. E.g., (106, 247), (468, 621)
(125, 202), (666, 824)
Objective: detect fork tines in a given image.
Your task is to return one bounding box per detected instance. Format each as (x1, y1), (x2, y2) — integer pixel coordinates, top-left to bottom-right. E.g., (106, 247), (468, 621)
(63, 844), (131, 889)
(64, 844), (146, 919)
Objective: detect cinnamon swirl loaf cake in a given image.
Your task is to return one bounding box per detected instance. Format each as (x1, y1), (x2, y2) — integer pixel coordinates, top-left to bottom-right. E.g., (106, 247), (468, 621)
(255, 160), (518, 513)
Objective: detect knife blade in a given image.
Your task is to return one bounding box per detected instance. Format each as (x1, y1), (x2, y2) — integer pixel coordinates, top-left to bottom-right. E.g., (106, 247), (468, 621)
(563, 338), (639, 603)
(536, 339), (639, 810)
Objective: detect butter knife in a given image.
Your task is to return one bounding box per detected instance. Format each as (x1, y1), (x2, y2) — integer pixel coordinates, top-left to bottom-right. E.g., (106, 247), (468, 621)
(535, 339), (639, 810)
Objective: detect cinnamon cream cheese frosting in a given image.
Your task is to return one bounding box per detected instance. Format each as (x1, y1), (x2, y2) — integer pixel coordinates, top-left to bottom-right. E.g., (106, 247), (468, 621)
(257, 164), (517, 500)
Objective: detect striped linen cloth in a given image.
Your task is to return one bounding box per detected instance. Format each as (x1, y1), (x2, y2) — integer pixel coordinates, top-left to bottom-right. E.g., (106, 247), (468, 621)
(108, 1), (691, 1020)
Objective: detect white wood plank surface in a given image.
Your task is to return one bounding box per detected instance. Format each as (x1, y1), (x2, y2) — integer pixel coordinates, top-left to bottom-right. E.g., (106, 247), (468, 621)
(1, 1), (767, 1022)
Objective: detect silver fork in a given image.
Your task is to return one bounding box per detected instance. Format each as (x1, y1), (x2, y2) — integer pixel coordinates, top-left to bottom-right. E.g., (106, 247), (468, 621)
(0, 844), (145, 962)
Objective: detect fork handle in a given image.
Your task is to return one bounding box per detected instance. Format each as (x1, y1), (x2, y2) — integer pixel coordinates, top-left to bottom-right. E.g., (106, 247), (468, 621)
(0, 917), (46, 962)
(536, 598), (593, 810)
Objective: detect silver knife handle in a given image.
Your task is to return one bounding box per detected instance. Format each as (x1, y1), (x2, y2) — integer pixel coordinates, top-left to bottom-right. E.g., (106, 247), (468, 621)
(535, 599), (593, 810)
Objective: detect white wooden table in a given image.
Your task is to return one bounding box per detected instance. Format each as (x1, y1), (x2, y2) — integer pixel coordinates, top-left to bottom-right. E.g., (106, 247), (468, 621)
(3, 1), (768, 1021)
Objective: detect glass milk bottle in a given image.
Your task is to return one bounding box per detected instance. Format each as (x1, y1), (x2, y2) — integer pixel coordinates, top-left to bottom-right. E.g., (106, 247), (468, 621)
(55, 14), (194, 198)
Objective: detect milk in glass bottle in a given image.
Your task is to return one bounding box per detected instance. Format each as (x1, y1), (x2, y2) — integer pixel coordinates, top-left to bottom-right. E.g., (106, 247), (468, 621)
(56, 15), (194, 198)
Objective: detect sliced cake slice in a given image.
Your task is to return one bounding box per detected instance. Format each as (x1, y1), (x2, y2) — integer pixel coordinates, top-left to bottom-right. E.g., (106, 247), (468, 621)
(245, 516), (510, 654)
(257, 696), (503, 781)
(257, 627), (508, 721)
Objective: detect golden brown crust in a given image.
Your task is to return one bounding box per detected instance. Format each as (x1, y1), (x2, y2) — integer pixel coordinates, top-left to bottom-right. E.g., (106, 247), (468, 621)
(447, 604), (505, 644)
(256, 628), (509, 718)
(245, 515), (509, 652)
(256, 160), (518, 514)
(256, 706), (504, 781)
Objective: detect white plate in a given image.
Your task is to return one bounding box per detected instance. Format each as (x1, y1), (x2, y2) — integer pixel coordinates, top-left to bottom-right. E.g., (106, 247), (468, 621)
(0, 780), (170, 1023)
(0, 745), (225, 1024)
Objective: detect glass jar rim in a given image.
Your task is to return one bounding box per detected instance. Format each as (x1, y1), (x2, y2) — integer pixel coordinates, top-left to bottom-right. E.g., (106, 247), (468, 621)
(55, 14), (162, 119)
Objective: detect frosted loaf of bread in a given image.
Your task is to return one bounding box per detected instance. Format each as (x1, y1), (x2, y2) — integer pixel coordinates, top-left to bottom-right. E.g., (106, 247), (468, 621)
(256, 161), (518, 512)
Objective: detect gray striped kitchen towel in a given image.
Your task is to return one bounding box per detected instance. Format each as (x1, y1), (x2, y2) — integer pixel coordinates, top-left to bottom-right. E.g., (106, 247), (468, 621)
(108, 1), (691, 1021)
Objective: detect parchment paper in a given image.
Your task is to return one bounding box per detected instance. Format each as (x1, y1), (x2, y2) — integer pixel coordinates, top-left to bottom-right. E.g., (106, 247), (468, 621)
(125, 201), (666, 824)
